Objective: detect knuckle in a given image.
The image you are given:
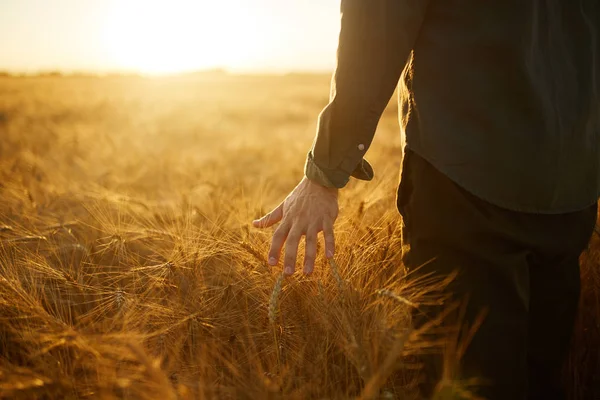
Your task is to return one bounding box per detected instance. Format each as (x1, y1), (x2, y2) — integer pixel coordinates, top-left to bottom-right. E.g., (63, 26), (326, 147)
(285, 241), (299, 253)
(270, 238), (282, 249)
(268, 244), (280, 255)
(270, 237), (284, 250)
(284, 249), (296, 258)
(287, 231), (302, 242)
(273, 226), (288, 238)
(284, 255), (297, 265)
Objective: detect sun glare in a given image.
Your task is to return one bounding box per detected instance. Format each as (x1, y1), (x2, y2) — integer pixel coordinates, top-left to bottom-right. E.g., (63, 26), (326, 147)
(104, 1), (264, 75)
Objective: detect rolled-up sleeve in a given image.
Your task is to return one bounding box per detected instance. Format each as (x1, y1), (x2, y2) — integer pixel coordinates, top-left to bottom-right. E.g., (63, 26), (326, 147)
(305, 0), (430, 188)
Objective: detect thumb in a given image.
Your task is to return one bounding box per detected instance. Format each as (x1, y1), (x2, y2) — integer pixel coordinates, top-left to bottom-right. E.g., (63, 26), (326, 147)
(253, 203), (284, 228)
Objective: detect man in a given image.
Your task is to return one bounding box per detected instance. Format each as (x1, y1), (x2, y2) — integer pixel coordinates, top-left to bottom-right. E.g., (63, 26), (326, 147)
(253, 1), (600, 398)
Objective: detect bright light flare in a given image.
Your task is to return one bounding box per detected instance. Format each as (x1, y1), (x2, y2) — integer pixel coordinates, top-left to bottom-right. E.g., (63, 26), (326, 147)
(104, 0), (265, 74)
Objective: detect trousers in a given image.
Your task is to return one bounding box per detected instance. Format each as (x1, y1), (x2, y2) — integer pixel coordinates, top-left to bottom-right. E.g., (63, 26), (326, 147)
(397, 149), (597, 399)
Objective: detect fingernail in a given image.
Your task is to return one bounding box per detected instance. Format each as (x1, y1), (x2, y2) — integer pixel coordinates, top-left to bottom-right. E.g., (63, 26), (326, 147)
(326, 250), (333, 258)
(284, 266), (293, 275)
(268, 257), (277, 266)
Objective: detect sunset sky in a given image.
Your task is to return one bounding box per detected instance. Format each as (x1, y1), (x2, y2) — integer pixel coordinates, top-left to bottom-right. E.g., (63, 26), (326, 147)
(0, 0), (341, 74)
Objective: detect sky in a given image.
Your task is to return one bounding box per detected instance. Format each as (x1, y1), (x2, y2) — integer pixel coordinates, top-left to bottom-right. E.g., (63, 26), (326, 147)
(0, 0), (341, 74)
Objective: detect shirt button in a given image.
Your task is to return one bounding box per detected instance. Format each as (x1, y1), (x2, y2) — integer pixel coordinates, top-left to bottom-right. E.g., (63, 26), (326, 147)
(358, 143), (365, 151)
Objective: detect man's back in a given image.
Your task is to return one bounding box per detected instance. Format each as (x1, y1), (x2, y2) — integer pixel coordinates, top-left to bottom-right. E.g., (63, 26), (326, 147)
(403, 0), (599, 213)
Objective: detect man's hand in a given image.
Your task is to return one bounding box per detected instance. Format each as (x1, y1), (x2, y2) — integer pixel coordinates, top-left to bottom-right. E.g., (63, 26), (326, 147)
(253, 177), (339, 276)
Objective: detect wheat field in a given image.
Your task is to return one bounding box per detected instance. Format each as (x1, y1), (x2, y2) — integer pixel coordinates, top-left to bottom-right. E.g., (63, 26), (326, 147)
(0, 74), (598, 399)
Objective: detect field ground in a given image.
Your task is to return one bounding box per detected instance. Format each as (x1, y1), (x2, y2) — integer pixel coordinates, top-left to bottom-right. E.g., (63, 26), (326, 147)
(0, 74), (598, 399)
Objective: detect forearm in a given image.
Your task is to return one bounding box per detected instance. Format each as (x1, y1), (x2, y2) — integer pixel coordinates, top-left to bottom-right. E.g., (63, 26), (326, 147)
(305, 0), (430, 188)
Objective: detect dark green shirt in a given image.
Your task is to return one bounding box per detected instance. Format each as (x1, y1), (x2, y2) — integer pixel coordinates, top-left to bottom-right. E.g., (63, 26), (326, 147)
(304, 0), (600, 213)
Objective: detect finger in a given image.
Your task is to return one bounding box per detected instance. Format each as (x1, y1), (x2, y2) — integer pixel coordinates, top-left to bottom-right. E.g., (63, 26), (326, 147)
(323, 218), (336, 259)
(268, 223), (290, 266)
(303, 228), (318, 275)
(283, 228), (303, 275)
(253, 203), (284, 228)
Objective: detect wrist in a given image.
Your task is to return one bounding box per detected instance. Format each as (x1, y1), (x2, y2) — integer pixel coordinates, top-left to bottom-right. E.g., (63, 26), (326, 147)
(304, 176), (339, 196)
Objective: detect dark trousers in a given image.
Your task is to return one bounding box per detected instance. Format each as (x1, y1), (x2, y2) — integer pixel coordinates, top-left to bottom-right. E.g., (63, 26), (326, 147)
(397, 150), (597, 400)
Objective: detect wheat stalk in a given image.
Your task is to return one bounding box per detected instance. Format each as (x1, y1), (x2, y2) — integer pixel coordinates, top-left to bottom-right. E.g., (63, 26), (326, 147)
(239, 241), (266, 265)
(328, 258), (344, 290)
(376, 289), (418, 308)
(268, 273), (284, 324)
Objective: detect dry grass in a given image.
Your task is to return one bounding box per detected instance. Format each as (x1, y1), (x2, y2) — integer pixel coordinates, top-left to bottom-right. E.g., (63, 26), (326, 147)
(0, 74), (597, 399)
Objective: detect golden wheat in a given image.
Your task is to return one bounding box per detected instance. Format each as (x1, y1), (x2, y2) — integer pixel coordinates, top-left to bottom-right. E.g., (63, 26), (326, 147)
(0, 74), (597, 399)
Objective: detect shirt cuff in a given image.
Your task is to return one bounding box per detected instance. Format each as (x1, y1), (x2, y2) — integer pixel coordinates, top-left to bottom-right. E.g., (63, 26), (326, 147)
(304, 150), (374, 189)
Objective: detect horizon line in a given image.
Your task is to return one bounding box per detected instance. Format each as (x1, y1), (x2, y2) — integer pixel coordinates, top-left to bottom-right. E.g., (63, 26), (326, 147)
(0, 66), (334, 77)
